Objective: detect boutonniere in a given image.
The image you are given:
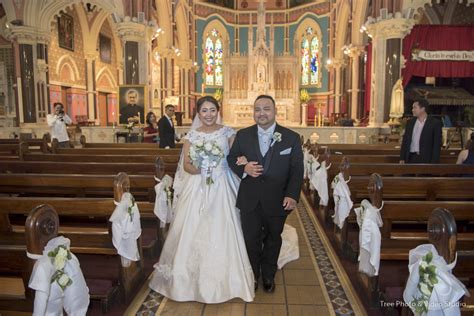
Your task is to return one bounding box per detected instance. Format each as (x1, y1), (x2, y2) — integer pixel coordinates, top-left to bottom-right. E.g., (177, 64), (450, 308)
(271, 132), (282, 147)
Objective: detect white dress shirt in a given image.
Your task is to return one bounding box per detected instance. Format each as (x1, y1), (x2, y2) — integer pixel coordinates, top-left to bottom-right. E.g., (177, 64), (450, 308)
(165, 114), (173, 127)
(257, 122), (276, 157)
(47, 114), (72, 142)
(410, 117), (426, 153)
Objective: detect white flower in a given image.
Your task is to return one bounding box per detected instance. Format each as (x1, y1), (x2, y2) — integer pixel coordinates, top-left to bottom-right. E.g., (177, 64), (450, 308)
(195, 140), (204, 148)
(58, 273), (71, 287)
(54, 248), (68, 270)
(420, 261), (428, 269)
(211, 148), (220, 155)
(204, 142), (213, 151)
(272, 132), (282, 143)
(419, 282), (432, 297)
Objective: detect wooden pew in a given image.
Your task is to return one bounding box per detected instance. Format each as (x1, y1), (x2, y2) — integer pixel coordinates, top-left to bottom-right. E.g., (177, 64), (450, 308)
(80, 135), (183, 149)
(0, 173), (147, 311)
(0, 173), (156, 201)
(0, 204), (58, 312)
(52, 145), (181, 156)
(0, 134), (50, 153)
(0, 159), (177, 176)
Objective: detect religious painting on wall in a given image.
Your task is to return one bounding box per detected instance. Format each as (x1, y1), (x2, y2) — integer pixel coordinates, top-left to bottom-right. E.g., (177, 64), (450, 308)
(99, 34), (111, 64)
(118, 85), (146, 125)
(58, 14), (74, 51)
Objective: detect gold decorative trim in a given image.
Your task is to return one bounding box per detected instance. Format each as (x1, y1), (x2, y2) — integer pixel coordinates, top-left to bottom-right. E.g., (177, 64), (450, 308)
(301, 194), (367, 315)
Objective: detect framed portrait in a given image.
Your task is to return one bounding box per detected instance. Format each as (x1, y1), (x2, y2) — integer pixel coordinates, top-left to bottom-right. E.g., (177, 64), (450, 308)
(99, 34), (111, 64)
(58, 14), (74, 51)
(118, 85), (146, 125)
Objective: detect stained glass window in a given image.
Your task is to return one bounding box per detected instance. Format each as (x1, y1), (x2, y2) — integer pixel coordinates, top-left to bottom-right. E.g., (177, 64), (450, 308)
(204, 28), (223, 86)
(301, 27), (320, 86)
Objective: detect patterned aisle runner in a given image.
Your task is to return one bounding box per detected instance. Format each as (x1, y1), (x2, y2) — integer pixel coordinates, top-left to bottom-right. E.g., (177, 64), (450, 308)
(126, 194), (365, 315)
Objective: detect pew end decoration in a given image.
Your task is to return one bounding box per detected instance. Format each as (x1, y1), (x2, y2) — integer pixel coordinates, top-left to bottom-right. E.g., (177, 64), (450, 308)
(331, 156), (353, 229)
(26, 205), (90, 315)
(154, 156), (175, 228)
(110, 172), (145, 301)
(403, 208), (470, 316)
(354, 173), (384, 307)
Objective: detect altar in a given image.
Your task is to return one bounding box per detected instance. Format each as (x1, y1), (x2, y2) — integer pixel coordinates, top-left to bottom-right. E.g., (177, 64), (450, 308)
(222, 0), (299, 126)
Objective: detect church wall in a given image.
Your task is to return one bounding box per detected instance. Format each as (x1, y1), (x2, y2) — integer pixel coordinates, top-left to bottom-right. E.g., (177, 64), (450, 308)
(239, 27), (248, 54)
(274, 26), (285, 55)
(196, 12), (329, 96)
(48, 8), (86, 89)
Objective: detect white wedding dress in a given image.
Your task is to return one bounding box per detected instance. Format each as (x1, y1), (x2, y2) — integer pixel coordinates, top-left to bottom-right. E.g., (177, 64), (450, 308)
(149, 125), (298, 303)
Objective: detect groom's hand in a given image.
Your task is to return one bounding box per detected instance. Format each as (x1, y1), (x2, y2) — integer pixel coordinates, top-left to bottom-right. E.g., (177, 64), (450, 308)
(244, 162), (263, 178)
(283, 197), (297, 212)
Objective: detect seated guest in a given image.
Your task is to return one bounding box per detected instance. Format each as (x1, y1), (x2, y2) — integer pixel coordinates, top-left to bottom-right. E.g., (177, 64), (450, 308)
(456, 134), (474, 165)
(400, 99), (442, 164)
(143, 111), (159, 143)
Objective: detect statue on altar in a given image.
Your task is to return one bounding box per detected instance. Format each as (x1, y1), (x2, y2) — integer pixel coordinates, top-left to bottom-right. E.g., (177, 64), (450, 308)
(389, 78), (404, 124)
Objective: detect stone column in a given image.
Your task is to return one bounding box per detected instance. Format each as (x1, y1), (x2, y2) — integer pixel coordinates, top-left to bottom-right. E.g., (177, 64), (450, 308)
(85, 52), (99, 121)
(348, 46), (365, 119)
(301, 103), (308, 127)
(365, 14), (414, 127)
(5, 26), (51, 125)
(331, 59), (345, 113)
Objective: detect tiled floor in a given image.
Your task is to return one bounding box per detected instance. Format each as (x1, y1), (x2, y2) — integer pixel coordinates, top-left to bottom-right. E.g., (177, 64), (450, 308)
(131, 197), (364, 315)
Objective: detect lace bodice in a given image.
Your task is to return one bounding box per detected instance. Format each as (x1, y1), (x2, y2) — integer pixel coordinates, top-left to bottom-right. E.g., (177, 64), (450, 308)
(184, 126), (236, 169)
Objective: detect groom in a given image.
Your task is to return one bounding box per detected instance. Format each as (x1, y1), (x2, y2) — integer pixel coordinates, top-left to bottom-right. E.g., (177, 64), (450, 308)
(228, 95), (304, 293)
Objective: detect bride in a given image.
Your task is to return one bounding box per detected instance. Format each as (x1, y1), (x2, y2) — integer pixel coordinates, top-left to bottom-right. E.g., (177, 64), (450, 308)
(149, 96), (297, 303)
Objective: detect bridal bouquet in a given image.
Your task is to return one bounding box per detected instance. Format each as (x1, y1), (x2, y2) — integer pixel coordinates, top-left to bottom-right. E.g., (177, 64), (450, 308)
(189, 140), (224, 185)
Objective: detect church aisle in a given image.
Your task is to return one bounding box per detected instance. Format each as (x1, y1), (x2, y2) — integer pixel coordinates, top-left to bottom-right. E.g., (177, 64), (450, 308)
(126, 194), (365, 316)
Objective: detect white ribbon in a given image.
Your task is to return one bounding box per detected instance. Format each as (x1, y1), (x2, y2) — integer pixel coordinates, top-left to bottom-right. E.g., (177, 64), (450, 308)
(331, 172), (353, 229)
(109, 192), (142, 266)
(154, 175), (174, 227)
(403, 244), (470, 315)
(28, 236), (90, 316)
(309, 160), (329, 206)
(354, 199), (384, 276)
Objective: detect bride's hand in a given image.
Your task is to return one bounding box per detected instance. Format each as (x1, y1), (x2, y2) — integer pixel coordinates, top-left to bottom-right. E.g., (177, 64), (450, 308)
(236, 156), (248, 166)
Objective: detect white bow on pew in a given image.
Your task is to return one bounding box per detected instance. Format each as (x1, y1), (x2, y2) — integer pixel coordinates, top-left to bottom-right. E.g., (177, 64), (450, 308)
(28, 236), (90, 316)
(154, 175), (174, 227)
(354, 199), (383, 276)
(110, 192), (142, 267)
(331, 172), (353, 229)
(303, 148), (310, 180)
(403, 244), (470, 316)
(309, 159), (330, 206)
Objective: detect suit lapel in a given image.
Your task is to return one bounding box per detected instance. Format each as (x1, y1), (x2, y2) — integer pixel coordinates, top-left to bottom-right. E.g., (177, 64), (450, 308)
(252, 125), (264, 164)
(263, 124), (282, 175)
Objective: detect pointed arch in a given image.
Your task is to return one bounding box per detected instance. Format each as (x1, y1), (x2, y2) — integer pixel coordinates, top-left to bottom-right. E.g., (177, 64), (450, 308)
(96, 67), (118, 89)
(202, 18), (229, 87)
(175, 3), (190, 60)
(295, 16), (323, 87)
(56, 55), (81, 81)
(334, 0), (350, 60)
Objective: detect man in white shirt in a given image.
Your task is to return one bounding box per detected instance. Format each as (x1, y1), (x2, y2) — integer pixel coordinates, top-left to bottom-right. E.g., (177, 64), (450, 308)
(46, 103), (72, 148)
(400, 99), (442, 163)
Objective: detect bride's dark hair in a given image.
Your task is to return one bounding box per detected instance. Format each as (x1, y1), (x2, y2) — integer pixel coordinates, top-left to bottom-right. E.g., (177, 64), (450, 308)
(196, 96), (220, 112)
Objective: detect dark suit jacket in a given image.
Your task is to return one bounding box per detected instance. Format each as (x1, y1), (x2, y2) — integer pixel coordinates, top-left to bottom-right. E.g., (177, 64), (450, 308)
(158, 116), (175, 148)
(227, 124), (304, 216)
(400, 116), (442, 163)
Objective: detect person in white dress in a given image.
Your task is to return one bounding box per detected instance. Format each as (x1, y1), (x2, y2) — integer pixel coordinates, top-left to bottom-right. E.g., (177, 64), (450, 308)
(149, 96), (298, 303)
(149, 96), (255, 303)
